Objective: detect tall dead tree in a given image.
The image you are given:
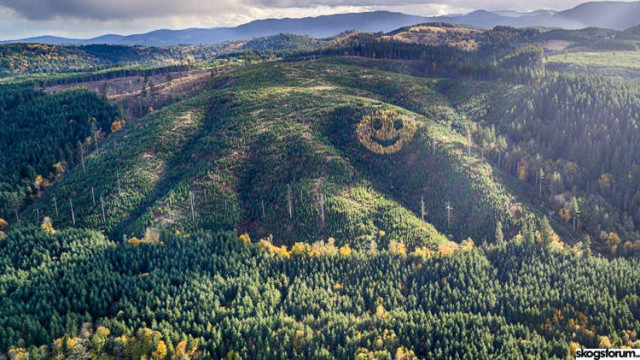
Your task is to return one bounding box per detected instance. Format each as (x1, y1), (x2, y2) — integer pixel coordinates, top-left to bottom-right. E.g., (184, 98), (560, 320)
(318, 194), (325, 229)
(53, 196), (59, 217)
(538, 169), (545, 198)
(189, 192), (196, 222)
(287, 185), (293, 219)
(445, 201), (453, 228)
(69, 198), (76, 226)
(100, 197), (106, 223)
(91, 187), (96, 206)
(80, 148), (86, 173)
(466, 122), (472, 157)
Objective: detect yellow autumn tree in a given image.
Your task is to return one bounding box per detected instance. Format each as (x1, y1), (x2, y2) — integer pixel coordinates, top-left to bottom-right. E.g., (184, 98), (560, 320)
(174, 340), (188, 359)
(41, 216), (56, 235)
(606, 232), (622, 246)
(388, 240), (407, 257)
(142, 227), (161, 244)
(569, 342), (580, 355)
(7, 348), (28, 360)
(128, 236), (141, 245)
(52, 161), (66, 178)
(96, 326), (110, 337)
(460, 238), (474, 251)
(151, 340), (167, 360)
(436, 242), (459, 257)
(291, 242), (310, 256)
(0, 218), (8, 231)
(259, 237), (290, 259)
(411, 246), (432, 261)
(599, 336), (612, 348)
(339, 244), (352, 257)
(111, 120), (124, 132)
(173, 339), (197, 359)
(395, 346), (418, 360)
(238, 233), (251, 244)
(34, 174), (51, 192)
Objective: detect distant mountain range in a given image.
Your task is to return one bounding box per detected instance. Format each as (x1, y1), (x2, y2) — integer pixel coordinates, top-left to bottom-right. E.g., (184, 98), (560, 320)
(3, 1), (640, 46)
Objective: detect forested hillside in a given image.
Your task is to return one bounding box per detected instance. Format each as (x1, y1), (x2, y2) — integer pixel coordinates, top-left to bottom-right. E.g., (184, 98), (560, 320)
(0, 44), (218, 77)
(0, 35), (329, 79)
(0, 84), (121, 221)
(1, 22), (640, 359)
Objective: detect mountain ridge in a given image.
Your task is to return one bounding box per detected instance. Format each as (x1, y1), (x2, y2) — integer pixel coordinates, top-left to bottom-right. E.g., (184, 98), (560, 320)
(3, 1), (640, 46)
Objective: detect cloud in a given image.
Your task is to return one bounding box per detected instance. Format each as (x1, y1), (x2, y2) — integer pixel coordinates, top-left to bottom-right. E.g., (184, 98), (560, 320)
(1, 0), (637, 39)
(0, 0), (611, 21)
(0, 0), (245, 20)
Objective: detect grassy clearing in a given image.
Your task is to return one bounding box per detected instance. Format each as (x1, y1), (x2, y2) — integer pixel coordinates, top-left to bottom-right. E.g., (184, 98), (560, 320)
(547, 50), (640, 69)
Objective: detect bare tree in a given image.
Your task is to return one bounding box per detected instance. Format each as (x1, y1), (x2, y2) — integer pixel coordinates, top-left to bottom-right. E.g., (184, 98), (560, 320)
(100, 197), (107, 223)
(287, 185), (293, 219)
(445, 201), (453, 228)
(318, 194), (325, 229)
(189, 192), (196, 222)
(80, 147), (86, 173)
(53, 196), (59, 217)
(70, 198), (76, 226)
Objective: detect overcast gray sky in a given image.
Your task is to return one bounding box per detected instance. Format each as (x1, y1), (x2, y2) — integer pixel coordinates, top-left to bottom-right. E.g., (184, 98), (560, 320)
(0, 0), (635, 40)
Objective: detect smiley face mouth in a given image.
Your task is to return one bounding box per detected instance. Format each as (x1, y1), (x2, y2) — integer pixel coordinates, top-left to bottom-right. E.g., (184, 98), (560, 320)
(371, 135), (400, 147)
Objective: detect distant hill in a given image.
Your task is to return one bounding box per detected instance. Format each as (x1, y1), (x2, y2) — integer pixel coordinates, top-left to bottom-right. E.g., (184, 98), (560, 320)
(552, 1), (640, 29)
(1, 12), (428, 46)
(2, 1), (640, 46)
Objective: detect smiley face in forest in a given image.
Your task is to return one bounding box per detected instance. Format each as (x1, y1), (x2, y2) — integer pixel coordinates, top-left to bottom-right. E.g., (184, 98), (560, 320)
(356, 109), (417, 154)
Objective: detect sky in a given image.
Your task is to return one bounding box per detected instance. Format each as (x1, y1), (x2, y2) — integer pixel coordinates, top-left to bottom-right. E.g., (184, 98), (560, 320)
(0, 0), (635, 40)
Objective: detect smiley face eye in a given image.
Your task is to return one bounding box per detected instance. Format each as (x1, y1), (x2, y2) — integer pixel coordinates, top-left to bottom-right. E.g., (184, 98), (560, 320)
(372, 118), (382, 131)
(394, 119), (403, 130)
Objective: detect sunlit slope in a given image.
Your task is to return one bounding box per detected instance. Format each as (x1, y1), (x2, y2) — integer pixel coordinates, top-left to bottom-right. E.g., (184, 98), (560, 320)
(26, 58), (562, 247)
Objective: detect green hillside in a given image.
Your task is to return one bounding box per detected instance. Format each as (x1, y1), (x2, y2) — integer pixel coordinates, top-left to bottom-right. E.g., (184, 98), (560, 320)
(19, 58), (556, 250)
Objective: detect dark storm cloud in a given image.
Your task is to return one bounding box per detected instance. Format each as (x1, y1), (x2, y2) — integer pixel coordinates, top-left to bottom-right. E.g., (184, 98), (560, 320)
(0, 0), (242, 20)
